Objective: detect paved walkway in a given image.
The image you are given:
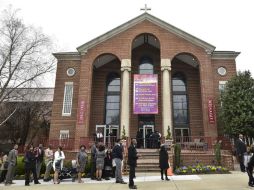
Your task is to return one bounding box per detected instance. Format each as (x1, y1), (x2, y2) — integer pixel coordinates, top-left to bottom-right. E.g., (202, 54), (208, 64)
(0, 171), (252, 190)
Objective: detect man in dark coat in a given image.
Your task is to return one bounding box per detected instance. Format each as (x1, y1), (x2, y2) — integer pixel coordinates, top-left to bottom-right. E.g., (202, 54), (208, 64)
(127, 139), (139, 189)
(235, 134), (247, 172)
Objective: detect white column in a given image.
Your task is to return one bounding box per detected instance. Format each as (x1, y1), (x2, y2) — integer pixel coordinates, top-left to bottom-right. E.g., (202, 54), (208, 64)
(120, 59), (131, 138)
(161, 59), (173, 138)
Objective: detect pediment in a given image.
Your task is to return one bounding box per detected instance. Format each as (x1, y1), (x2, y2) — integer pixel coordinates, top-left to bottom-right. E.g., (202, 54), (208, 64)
(77, 13), (215, 53)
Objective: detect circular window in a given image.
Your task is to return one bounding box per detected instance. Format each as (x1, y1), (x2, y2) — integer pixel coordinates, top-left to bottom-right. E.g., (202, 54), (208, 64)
(217, 67), (227, 76)
(67, 68), (75, 77)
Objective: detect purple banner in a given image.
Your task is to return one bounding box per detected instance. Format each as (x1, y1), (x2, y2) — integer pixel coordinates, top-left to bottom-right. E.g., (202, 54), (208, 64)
(133, 74), (158, 114)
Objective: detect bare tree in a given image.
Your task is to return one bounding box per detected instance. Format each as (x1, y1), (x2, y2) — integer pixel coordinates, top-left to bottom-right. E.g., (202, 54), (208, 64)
(0, 7), (55, 126)
(0, 101), (52, 145)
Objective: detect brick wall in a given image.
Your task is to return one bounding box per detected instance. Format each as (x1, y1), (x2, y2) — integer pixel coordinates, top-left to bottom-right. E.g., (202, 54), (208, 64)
(51, 19), (237, 143)
(49, 60), (80, 140)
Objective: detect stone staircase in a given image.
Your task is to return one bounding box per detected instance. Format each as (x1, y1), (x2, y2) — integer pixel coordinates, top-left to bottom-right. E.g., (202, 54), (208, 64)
(126, 149), (162, 172)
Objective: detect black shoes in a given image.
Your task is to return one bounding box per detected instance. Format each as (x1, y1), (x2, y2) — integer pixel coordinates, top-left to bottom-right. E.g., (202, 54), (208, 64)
(116, 180), (127, 184)
(161, 177), (164, 180)
(129, 185), (137, 189)
(165, 177), (170, 181)
(35, 182), (41, 184)
(249, 182), (254, 187)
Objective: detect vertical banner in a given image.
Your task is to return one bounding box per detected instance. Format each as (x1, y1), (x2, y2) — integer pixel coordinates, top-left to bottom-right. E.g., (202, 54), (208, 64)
(77, 100), (85, 125)
(133, 74), (158, 114)
(208, 98), (216, 124)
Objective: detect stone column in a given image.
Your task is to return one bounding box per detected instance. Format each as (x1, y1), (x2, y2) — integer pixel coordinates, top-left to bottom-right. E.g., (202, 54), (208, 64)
(161, 59), (173, 138)
(120, 59), (131, 138)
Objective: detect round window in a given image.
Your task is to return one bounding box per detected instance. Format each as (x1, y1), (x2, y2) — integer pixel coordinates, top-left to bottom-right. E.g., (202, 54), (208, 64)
(67, 68), (75, 77)
(217, 67), (227, 76)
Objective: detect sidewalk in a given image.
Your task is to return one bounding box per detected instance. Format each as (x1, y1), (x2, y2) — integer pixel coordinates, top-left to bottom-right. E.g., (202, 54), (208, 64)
(0, 171), (251, 190)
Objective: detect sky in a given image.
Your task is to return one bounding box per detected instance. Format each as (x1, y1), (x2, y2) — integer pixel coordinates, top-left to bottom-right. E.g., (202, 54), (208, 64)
(0, 0), (254, 87)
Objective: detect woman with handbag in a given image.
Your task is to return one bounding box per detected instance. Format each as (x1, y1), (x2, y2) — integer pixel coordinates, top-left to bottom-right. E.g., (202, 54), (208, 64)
(53, 146), (65, 184)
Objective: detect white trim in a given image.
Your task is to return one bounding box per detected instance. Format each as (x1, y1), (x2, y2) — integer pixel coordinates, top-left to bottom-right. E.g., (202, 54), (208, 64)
(62, 82), (74, 116)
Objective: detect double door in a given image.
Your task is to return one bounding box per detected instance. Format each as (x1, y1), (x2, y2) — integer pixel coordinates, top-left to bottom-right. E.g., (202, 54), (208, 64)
(138, 125), (154, 148)
(95, 125), (118, 147)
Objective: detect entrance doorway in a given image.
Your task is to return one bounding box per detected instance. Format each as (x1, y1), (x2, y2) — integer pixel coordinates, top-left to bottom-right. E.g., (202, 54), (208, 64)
(138, 115), (155, 148)
(95, 125), (119, 147)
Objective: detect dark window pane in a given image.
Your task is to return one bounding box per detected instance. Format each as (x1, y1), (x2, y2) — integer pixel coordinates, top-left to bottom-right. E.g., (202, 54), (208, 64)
(182, 129), (189, 136)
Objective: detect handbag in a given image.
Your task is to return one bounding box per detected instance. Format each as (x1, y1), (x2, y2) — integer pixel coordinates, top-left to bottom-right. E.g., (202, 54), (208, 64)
(3, 161), (9, 169)
(55, 160), (61, 167)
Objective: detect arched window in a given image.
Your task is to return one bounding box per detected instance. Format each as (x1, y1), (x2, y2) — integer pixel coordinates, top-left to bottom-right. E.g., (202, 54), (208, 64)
(139, 57), (154, 74)
(105, 73), (120, 125)
(172, 73), (188, 125)
(172, 73), (189, 139)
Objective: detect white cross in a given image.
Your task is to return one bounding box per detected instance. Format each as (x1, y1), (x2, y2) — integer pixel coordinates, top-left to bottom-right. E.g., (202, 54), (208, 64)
(140, 4), (151, 12)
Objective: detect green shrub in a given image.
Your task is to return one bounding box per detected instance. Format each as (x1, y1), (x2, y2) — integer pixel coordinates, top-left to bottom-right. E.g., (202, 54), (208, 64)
(174, 144), (181, 169)
(16, 156), (25, 176)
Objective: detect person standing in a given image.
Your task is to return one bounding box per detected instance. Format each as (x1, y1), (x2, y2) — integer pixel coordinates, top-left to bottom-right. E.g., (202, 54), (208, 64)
(127, 139), (139, 189)
(36, 144), (44, 179)
(53, 146), (65, 184)
(43, 145), (54, 182)
(235, 134), (247, 172)
(5, 144), (18, 186)
(24, 145), (41, 186)
(95, 144), (106, 181)
(90, 141), (97, 180)
(159, 145), (169, 181)
(245, 146), (254, 187)
(0, 152), (8, 183)
(76, 145), (88, 183)
(112, 139), (127, 184)
(104, 148), (113, 180)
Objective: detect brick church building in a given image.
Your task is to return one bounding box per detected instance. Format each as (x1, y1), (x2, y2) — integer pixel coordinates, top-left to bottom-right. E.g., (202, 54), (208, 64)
(49, 13), (239, 150)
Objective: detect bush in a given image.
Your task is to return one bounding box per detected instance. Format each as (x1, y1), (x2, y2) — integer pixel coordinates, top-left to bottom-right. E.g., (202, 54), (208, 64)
(174, 144), (181, 169)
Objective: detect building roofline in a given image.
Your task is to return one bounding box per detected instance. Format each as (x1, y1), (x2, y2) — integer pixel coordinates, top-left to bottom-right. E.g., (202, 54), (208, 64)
(77, 13), (216, 53)
(212, 51), (241, 60)
(53, 52), (81, 61)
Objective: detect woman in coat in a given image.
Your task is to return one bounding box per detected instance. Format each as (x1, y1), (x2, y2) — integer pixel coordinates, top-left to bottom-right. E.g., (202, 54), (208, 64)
(53, 146), (65, 184)
(159, 145), (169, 181)
(24, 145), (40, 186)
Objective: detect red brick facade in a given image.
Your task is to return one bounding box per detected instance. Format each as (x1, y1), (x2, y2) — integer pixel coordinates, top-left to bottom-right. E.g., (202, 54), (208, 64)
(49, 13), (239, 149)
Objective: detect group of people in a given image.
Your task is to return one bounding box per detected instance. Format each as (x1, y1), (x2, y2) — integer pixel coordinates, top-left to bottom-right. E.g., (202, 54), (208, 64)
(235, 134), (254, 187)
(0, 137), (170, 189)
(136, 130), (161, 148)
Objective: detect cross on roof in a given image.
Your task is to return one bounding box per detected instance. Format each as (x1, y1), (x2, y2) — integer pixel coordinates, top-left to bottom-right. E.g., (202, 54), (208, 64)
(140, 4), (151, 12)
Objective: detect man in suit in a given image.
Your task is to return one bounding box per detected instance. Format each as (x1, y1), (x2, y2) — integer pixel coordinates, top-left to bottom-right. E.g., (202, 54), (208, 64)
(235, 134), (247, 172)
(128, 138), (139, 189)
(5, 144), (18, 186)
(112, 139), (127, 184)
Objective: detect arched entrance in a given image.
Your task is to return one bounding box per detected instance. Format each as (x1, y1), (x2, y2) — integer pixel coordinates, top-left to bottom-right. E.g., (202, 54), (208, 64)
(90, 54), (121, 146)
(171, 53), (202, 142)
(131, 33), (161, 148)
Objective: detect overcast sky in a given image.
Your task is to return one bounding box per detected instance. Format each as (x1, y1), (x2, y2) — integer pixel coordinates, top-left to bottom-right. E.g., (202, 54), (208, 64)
(0, 0), (253, 87)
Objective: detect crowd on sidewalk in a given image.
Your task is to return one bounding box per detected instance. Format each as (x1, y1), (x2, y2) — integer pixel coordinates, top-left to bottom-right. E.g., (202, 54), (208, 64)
(0, 138), (170, 189)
